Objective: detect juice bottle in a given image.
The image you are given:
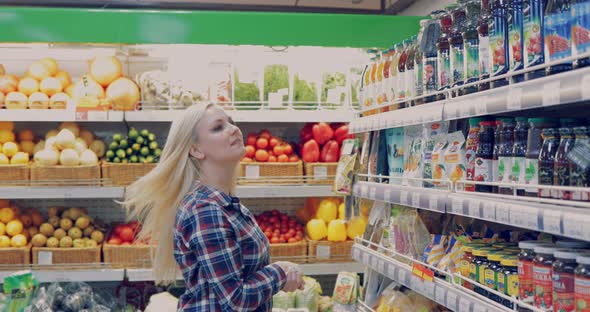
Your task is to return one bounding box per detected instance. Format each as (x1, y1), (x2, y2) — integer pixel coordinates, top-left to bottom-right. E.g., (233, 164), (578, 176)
(475, 120), (496, 193)
(525, 118), (556, 197)
(406, 36), (418, 107)
(437, 8), (454, 99)
(464, 0), (483, 95)
(466, 117), (487, 192)
(374, 52), (385, 110)
(499, 118), (516, 195)
(554, 127), (575, 199)
(493, 120), (504, 193)
(572, 0), (590, 68)
(570, 126), (590, 201)
(479, 0), (493, 91)
(415, 20), (428, 105)
(384, 49), (394, 106)
(524, 0), (547, 80)
(424, 10), (444, 103)
(545, 0), (573, 75)
(362, 52), (375, 111)
(509, 0), (526, 83)
(450, 1), (469, 94)
(490, 0), (511, 88)
(512, 117), (530, 196)
(391, 43), (403, 105)
(574, 254), (590, 312)
(538, 128), (560, 198)
(398, 39), (409, 107)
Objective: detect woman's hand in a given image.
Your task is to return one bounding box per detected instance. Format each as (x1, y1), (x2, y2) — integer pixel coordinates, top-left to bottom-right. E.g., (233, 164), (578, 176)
(274, 261), (305, 292)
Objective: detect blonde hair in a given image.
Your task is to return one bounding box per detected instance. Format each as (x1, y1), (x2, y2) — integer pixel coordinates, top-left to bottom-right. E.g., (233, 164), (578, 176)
(121, 103), (214, 284)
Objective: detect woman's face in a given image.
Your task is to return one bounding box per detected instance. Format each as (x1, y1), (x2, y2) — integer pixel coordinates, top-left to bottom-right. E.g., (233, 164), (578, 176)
(190, 105), (245, 164)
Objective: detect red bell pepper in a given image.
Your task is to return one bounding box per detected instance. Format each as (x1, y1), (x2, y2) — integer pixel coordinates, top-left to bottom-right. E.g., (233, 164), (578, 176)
(333, 125), (351, 145)
(312, 122), (334, 145)
(302, 139), (320, 162)
(300, 123), (314, 143)
(320, 140), (340, 162)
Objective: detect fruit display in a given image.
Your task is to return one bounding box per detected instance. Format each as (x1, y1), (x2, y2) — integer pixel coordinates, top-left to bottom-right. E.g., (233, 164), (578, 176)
(242, 129), (299, 163)
(0, 121), (35, 164)
(0, 58), (71, 110)
(297, 198), (366, 242)
(254, 210), (305, 244)
(300, 123), (353, 163)
(32, 122), (104, 166)
(106, 221), (144, 245)
(0, 200), (44, 248)
(29, 206), (106, 248)
(105, 128), (161, 164)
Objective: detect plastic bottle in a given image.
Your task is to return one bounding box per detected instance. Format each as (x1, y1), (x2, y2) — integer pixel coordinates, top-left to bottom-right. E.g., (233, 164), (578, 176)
(525, 118), (556, 197)
(509, 0), (526, 82)
(406, 36), (418, 107)
(383, 49), (394, 105)
(570, 126), (590, 201)
(437, 8), (454, 99)
(424, 11), (444, 103)
(391, 43), (403, 105)
(415, 20), (428, 105)
(493, 120), (504, 193)
(554, 127), (575, 199)
(524, 0), (547, 80)
(512, 117), (530, 196)
(498, 118), (516, 194)
(464, 0), (483, 94)
(572, 0), (590, 68)
(375, 52), (386, 109)
(450, 1), (469, 94)
(398, 40), (409, 107)
(475, 120), (496, 193)
(490, 0), (511, 88)
(479, 0), (493, 91)
(466, 117), (487, 192)
(545, 0), (573, 75)
(539, 128), (560, 198)
(362, 52), (376, 110)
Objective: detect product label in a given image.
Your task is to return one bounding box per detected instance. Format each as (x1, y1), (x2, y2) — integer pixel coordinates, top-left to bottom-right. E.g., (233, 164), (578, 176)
(460, 259), (471, 278)
(519, 259), (535, 302)
(539, 160), (554, 197)
(509, 5), (524, 70)
(573, 2), (590, 55)
(479, 263), (489, 285)
(484, 267), (497, 289)
(512, 156), (525, 184)
(498, 271), (507, 294)
(575, 276), (590, 312)
(499, 156), (513, 184)
(465, 127), (480, 192)
(507, 274), (520, 297)
(451, 44), (465, 84)
(479, 35), (491, 76)
(438, 49), (451, 88)
(475, 157), (493, 183)
(416, 62), (424, 97)
(534, 264), (554, 309)
(465, 39), (480, 80)
(545, 12), (573, 62)
(399, 70), (407, 99)
(492, 159), (500, 184)
(525, 158), (539, 193)
(406, 69), (415, 99)
(490, 17), (509, 75)
(424, 56), (438, 93)
(470, 262), (478, 281)
(524, 1), (544, 67)
(556, 161), (571, 199)
(553, 271), (575, 312)
(571, 164), (590, 201)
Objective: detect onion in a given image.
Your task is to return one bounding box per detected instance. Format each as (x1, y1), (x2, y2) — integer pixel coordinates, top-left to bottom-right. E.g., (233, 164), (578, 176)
(0, 75), (17, 94)
(50, 93), (69, 109)
(90, 56), (123, 87)
(40, 58), (58, 76)
(106, 77), (140, 111)
(40, 77), (63, 96)
(5, 92), (28, 109)
(28, 61), (51, 80)
(18, 77), (39, 96)
(55, 71), (71, 88)
(72, 75), (105, 99)
(28, 92), (50, 109)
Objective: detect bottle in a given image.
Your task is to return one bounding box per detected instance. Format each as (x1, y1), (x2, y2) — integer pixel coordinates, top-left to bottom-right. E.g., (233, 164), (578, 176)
(539, 128), (560, 198)
(512, 117), (530, 196)
(475, 120), (496, 193)
(466, 117), (486, 192)
(570, 126), (590, 201)
(362, 51), (376, 111)
(524, 0), (547, 80)
(375, 52), (386, 110)
(367, 55), (377, 111)
(525, 118), (556, 197)
(573, 0), (590, 68)
(438, 8), (454, 99)
(406, 36), (418, 107)
(493, 120), (504, 193)
(545, 0), (573, 75)
(490, 0), (511, 88)
(383, 49), (394, 106)
(450, 1), (469, 94)
(391, 43), (403, 106)
(499, 118), (516, 194)
(554, 127), (575, 199)
(398, 40), (409, 108)
(424, 11), (444, 103)
(464, 0), (483, 94)
(415, 20), (428, 105)
(509, 0), (525, 83)
(479, 0), (493, 91)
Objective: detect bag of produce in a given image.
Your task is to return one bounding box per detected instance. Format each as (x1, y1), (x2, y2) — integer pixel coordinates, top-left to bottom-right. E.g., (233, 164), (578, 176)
(273, 291), (296, 310)
(349, 66), (363, 110)
(321, 71), (347, 110)
(4, 271), (38, 312)
(264, 64), (290, 109)
(292, 64), (319, 111)
(234, 59), (263, 110)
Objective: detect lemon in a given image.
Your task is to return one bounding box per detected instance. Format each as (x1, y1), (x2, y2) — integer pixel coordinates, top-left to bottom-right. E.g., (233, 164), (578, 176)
(0, 235), (10, 248)
(10, 152), (29, 165)
(2, 142), (18, 158)
(6, 220), (23, 236)
(10, 234), (27, 247)
(0, 207), (15, 223)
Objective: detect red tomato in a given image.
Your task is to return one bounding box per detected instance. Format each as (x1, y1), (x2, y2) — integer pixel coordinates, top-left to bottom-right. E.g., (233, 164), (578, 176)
(242, 157), (253, 163)
(245, 145), (256, 158)
(295, 236), (302, 242)
(114, 224), (126, 236)
(269, 137), (280, 148)
(268, 155), (277, 162)
(283, 144), (293, 155)
(289, 155), (300, 162)
(255, 150), (269, 162)
(270, 237), (280, 244)
(119, 226), (135, 242)
(296, 230), (303, 237)
(273, 145), (284, 156)
(285, 232), (293, 239)
(277, 154), (289, 162)
(256, 138), (269, 149)
(246, 134), (257, 146)
(108, 237), (122, 245)
(288, 238), (297, 243)
(265, 232), (272, 239)
(127, 221), (141, 231)
(259, 130), (271, 140)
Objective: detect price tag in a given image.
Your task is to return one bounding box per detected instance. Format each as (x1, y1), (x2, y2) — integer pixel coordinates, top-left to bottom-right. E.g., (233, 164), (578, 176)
(473, 305), (488, 312)
(496, 205), (510, 224)
(377, 259), (385, 273)
(400, 190), (409, 205)
(245, 165), (260, 179)
(452, 197), (463, 215)
(458, 298), (472, 312)
(582, 74), (590, 100)
(313, 166), (328, 180)
(87, 111), (108, 121)
(412, 192), (421, 207)
(326, 89), (343, 104)
(128, 269), (155, 281)
(398, 269), (408, 285)
(38, 251), (53, 265)
(563, 212), (585, 239)
(362, 251), (370, 265)
(522, 206), (540, 229)
(580, 215), (590, 241)
(483, 201), (496, 220)
(361, 185), (368, 198)
(468, 200), (480, 217)
(384, 188), (392, 202)
(75, 111), (89, 121)
(507, 88), (523, 110)
(429, 196), (438, 211)
(459, 99), (471, 116)
(543, 209), (562, 234)
(476, 96), (488, 115)
(352, 247), (361, 260)
(317, 245), (331, 260)
(424, 281), (435, 299)
(543, 81), (560, 106)
(446, 292), (458, 310)
(370, 255), (378, 268)
(269, 91), (285, 108)
(369, 186), (377, 199)
(435, 287), (447, 306)
(410, 275), (420, 289)
(509, 204), (523, 226)
(388, 263), (397, 280)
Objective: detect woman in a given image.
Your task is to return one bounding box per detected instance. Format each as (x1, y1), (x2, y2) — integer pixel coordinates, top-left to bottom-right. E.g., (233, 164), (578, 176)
(123, 103), (303, 311)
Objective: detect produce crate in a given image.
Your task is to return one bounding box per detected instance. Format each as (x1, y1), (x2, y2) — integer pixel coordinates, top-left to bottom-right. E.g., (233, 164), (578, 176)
(0, 245), (31, 266)
(30, 164), (101, 185)
(32, 246), (101, 265)
(238, 161), (303, 185)
(103, 244), (155, 268)
(303, 162), (338, 185)
(269, 240), (308, 264)
(0, 164), (29, 186)
(307, 239), (354, 263)
(101, 163), (157, 186)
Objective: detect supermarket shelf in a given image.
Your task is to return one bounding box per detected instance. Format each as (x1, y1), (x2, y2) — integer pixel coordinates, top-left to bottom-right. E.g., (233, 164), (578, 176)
(352, 241), (514, 312)
(235, 185), (335, 198)
(125, 109), (357, 123)
(0, 186), (125, 199)
(0, 109), (125, 122)
(352, 180), (447, 213)
(0, 268), (125, 283)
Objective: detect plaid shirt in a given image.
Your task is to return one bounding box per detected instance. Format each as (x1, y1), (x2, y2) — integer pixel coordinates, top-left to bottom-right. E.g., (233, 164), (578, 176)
(174, 181), (286, 311)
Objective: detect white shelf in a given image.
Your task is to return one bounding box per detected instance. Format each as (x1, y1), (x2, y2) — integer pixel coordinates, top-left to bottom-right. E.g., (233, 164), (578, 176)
(0, 186), (125, 199)
(350, 66), (590, 134)
(0, 109), (125, 122)
(353, 181), (447, 213)
(0, 268), (125, 283)
(125, 109), (357, 123)
(236, 185), (335, 198)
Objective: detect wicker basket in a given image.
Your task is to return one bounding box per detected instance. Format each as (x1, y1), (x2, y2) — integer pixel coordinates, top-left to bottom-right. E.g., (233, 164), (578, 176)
(101, 163), (157, 186)
(307, 239), (354, 263)
(0, 164), (29, 186)
(238, 161), (303, 185)
(103, 244), (155, 268)
(269, 240), (308, 264)
(0, 245), (31, 266)
(30, 164), (101, 185)
(32, 246), (101, 265)
(304, 162), (338, 185)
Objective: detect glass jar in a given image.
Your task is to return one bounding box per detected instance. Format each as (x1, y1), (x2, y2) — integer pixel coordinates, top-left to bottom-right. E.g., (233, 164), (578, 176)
(539, 128), (560, 198)
(519, 240), (554, 304)
(554, 128), (576, 199)
(575, 255), (590, 312)
(498, 257), (519, 309)
(553, 250), (585, 312)
(473, 247), (497, 296)
(513, 117), (530, 196)
(533, 246), (564, 309)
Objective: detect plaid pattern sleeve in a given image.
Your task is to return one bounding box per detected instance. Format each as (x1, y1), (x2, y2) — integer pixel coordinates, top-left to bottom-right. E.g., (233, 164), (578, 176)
(174, 182), (286, 311)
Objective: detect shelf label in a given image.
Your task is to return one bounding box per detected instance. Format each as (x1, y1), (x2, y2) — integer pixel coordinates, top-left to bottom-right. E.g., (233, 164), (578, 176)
(369, 186), (377, 199)
(38, 251), (53, 265)
(563, 212), (585, 239)
(398, 269), (408, 285)
(424, 281), (435, 299)
(429, 196), (438, 211)
(377, 259), (385, 273)
(360, 185), (368, 198)
(128, 269), (154, 281)
(473, 305), (488, 312)
(507, 88), (522, 110)
(435, 287), (447, 306)
(482, 201), (496, 220)
(458, 298), (472, 312)
(496, 205), (510, 224)
(400, 190), (409, 205)
(383, 188), (392, 202)
(543, 81), (560, 106)
(451, 197), (463, 215)
(316, 245), (331, 260)
(388, 263), (397, 280)
(476, 96), (488, 115)
(352, 248), (360, 260)
(370, 255), (378, 268)
(362, 251), (370, 265)
(522, 206), (540, 229)
(412, 192), (421, 207)
(509, 204), (523, 226)
(543, 209), (562, 234)
(468, 200), (480, 217)
(245, 165), (260, 179)
(313, 166), (328, 180)
(446, 292), (458, 310)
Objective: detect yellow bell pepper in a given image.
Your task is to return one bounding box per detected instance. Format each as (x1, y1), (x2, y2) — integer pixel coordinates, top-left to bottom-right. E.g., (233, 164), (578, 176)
(347, 217), (367, 240)
(306, 219), (327, 241)
(316, 199), (337, 223)
(327, 220), (347, 242)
